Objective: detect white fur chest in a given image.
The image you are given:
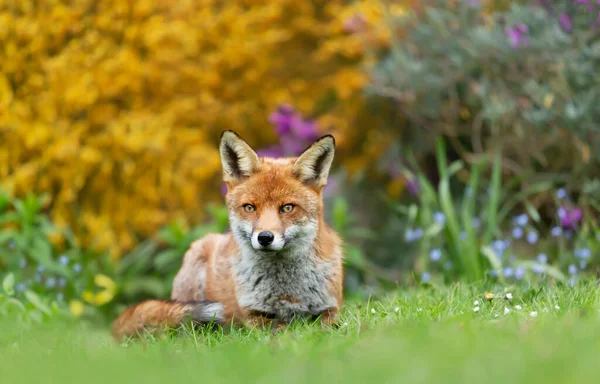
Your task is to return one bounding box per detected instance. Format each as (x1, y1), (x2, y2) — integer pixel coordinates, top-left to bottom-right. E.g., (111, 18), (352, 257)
(234, 248), (337, 322)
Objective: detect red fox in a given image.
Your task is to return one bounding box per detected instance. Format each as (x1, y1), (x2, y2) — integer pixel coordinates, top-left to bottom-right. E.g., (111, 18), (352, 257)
(112, 130), (343, 340)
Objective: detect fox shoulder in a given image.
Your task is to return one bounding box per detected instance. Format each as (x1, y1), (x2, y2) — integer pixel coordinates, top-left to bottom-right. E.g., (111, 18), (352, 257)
(171, 233), (234, 302)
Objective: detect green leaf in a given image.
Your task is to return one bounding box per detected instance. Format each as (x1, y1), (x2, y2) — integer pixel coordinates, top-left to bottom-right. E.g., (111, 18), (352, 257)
(2, 273), (15, 296)
(25, 291), (51, 316)
(517, 261), (566, 283)
(481, 246), (505, 285)
(524, 201), (541, 223)
(154, 249), (184, 270)
(482, 150), (502, 245)
(343, 246), (366, 270)
(6, 297), (26, 312)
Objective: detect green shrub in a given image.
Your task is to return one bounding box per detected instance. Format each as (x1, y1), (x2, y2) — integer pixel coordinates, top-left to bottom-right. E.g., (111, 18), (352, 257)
(369, 0), (600, 212)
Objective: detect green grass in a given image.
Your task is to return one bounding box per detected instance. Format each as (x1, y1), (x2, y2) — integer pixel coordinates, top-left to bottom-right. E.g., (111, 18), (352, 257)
(3, 281), (600, 383)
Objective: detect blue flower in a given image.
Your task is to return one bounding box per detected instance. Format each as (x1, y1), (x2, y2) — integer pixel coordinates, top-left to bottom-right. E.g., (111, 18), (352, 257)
(513, 214), (528, 227)
(36, 265), (45, 273)
(19, 258), (27, 268)
(532, 264), (544, 274)
(568, 264), (577, 275)
(56, 293), (64, 302)
(429, 248), (442, 262)
(503, 267), (514, 278)
(512, 227), (524, 239)
(46, 277), (57, 288)
(35, 273), (42, 283)
(465, 187), (473, 197)
(526, 231), (538, 244)
(59, 254), (69, 265)
(556, 188), (567, 199)
(536, 253), (548, 264)
(58, 277), (67, 288)
(515, 266), (526, 280)
(472, 217), (481, 229)
(574, 248), (591, 260)
(7, 240), (16, 250)
(459, 231), (467, 241)
(558, 207), (567, 219)
(73, 264), (82, 273)
(433, 212), (446, 225)
(16, 283), (26, 292)
(421, 272), (432, 283)
(489, 270), (498, 278)
(579, 261), (587, 270)
(551, 226), (562, 237)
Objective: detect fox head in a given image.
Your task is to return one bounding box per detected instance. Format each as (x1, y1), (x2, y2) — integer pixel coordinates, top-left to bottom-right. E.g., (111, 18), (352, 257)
(219, 130), (335, 255)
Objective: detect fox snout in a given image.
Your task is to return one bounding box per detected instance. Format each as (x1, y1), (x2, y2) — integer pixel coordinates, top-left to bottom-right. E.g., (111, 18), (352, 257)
(251, 229), (285, 252)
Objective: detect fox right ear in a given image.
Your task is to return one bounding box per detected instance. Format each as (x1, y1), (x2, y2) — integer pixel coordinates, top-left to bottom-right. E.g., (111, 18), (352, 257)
(219, 131), (261, 184)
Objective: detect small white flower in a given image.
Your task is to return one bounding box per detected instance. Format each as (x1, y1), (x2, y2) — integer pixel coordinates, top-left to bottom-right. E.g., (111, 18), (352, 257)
(473, 306), (480, 312)
(494, 313), (499, 318)
(515, 305), (522, 310)
(530, 311), (538, 317)
(417, 307), (423, 312)
(543, 307), (549, 313)
(504, 307), (511, 315)
(394, 307), (400, 313)
(342, 322), (349, 327)
(371, 308), (376, 314)
(505, 293), (513, 300)
(473, 300), (480, 305)
(555, 305), (560, 310)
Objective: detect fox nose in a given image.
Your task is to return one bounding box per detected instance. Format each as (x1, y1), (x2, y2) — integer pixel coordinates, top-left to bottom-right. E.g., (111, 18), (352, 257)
(257, 231), (275, 246)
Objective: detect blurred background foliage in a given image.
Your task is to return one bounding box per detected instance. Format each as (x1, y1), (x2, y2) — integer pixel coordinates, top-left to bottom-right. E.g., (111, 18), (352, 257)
(0, 0), (413, 258)
(2, 0), (600, 322)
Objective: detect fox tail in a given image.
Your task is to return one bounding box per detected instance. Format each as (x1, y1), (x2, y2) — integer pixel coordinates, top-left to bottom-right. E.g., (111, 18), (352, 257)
(111, 299), (224, 341)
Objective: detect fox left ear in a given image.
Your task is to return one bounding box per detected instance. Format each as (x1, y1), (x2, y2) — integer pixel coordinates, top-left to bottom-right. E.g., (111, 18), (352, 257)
(292, 135), (335, 188)
(220, 130), (261, 184)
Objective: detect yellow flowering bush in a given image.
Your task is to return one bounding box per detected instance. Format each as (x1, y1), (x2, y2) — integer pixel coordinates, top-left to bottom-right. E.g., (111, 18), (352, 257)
(0, 0), (415, 258)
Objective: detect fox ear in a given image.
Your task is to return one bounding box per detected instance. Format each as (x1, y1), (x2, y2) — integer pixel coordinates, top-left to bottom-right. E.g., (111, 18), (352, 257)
(220, 130), (261, 183)
(292, 135), (335, 188)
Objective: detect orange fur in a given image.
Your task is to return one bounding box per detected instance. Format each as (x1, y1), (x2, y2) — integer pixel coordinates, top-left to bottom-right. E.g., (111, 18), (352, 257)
(112, 131), (343, 341)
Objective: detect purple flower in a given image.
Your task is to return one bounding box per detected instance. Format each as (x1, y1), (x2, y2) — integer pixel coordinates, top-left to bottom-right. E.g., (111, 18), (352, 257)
(505, 24), (530, 49)
(268, 104), (296, 135)
(291, 118), (319, 142)
(406, 176), (420, 196)
(559, 13), (573, 33)
(262, 104), (322, 158)
(560, 206), (583, 230)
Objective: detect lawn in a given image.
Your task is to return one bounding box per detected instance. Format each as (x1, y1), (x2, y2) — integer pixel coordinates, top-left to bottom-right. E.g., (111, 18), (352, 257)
(2, 281), (600, 384)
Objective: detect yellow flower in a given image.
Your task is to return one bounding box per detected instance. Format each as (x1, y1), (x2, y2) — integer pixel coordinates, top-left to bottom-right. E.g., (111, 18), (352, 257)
(94, 274), (116, 291)
(69, 300), (85, 317)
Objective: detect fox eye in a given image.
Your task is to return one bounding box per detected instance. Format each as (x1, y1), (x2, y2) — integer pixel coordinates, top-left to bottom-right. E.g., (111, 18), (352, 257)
(243, 204), (256, 213)
(280, 204), (294, 213)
